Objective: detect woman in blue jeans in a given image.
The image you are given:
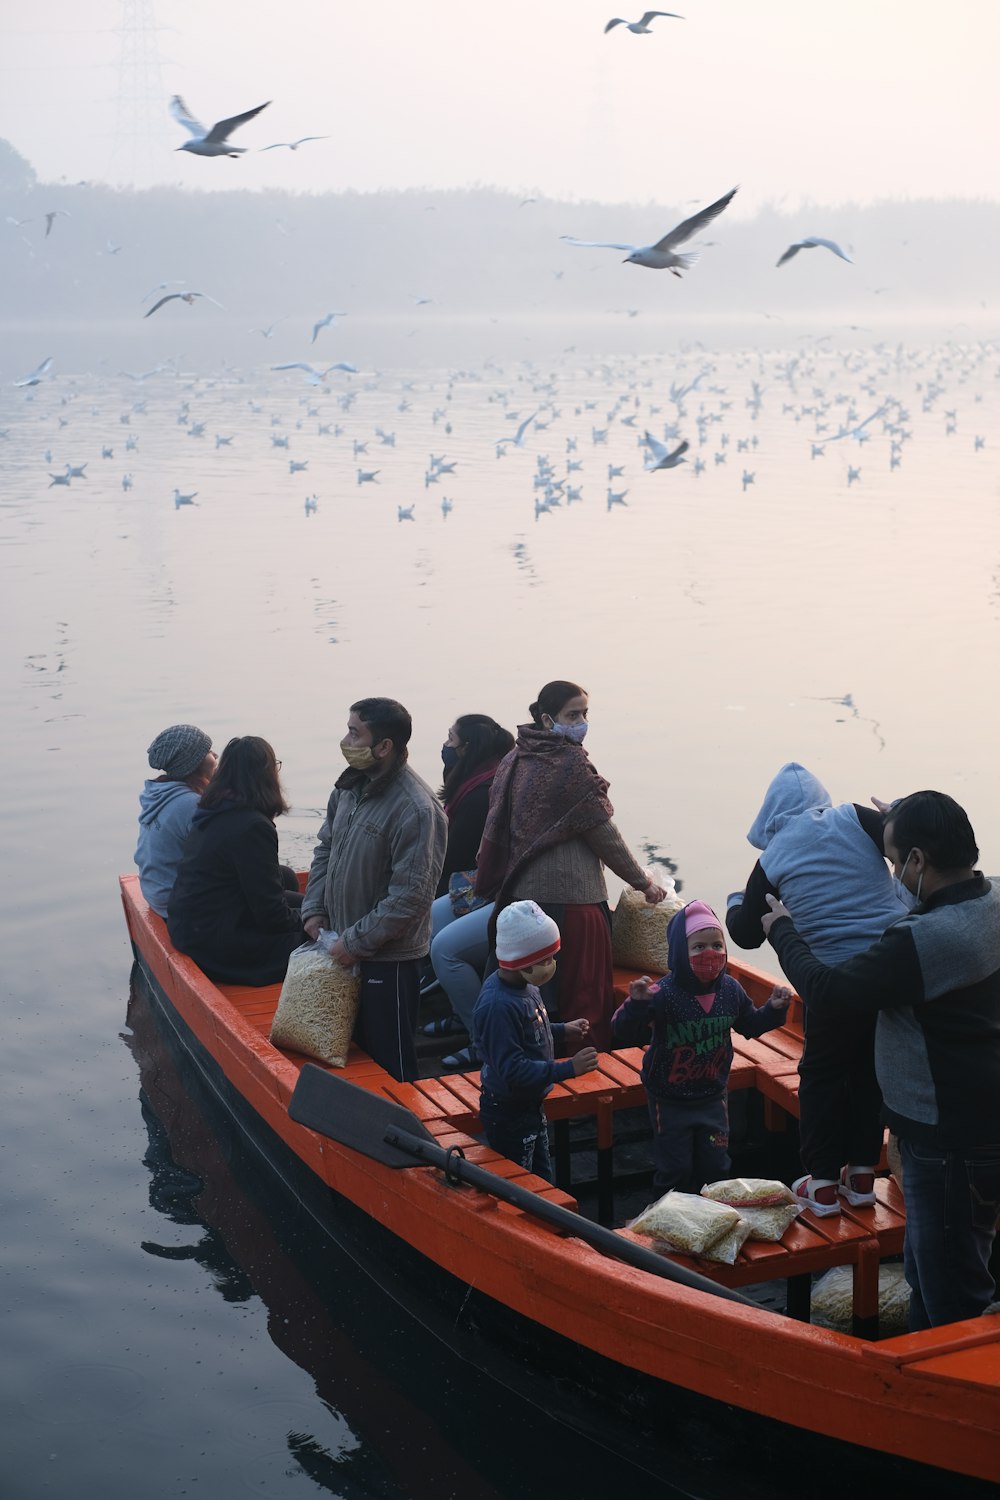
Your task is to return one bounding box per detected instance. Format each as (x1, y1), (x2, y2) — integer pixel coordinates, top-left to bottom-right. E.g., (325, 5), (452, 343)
(422, 713), (514, 1067)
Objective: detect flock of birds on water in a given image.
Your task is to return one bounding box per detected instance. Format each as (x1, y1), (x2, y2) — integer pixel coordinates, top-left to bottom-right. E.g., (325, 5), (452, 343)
(4, 13), (996, 527)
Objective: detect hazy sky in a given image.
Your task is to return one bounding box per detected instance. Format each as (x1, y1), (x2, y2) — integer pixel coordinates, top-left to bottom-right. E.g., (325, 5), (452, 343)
(2, 1), (997, 211)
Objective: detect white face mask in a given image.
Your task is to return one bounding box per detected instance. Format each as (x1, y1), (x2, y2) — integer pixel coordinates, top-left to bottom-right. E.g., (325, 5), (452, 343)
(548, 720), (588, 744)
(893, 850), (922, 911)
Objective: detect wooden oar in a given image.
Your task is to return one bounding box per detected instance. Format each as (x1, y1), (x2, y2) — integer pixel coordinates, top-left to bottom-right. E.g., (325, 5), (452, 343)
(289, 1064), (756, 1308)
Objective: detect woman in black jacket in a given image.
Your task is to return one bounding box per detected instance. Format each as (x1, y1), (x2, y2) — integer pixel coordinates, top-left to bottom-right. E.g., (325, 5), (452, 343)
(422, 714), (514, 1065)
(167, 736), (304, 985)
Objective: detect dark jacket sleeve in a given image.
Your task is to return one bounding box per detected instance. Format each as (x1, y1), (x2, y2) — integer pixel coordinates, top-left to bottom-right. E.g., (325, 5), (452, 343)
(853, 803), (887, 854)
(438, 783), (490, 895)
(235, 818), (303, 933)
(768, 916), (924, 1014)
(732, 983), (786, 1038)
(610, 991), (654, 1047)
(726, 860), (780, 950)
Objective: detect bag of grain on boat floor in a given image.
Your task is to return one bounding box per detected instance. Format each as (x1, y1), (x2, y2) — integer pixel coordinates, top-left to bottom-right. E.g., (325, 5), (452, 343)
(811, 1263), (911, 1334)
(611, 878), (684, 972)
(630, 1191), (741, 1257)
(269, 934), (361, 1068)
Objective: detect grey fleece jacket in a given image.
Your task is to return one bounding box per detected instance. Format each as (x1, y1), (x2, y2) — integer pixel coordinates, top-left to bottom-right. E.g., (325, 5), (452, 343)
(302, 761), (448, 962)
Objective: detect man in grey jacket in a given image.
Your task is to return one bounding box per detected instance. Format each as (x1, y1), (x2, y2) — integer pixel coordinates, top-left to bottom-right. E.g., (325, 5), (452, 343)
(302, 697), (447, 1081)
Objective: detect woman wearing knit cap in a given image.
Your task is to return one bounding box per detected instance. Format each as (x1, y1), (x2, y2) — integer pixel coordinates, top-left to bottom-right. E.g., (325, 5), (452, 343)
(472, 901), (598, 1179)
(475, 680), (667, 1050)
(167, 736), (304, 985)
(135, 723), (217, 917)
(611, 901), (792, 1194)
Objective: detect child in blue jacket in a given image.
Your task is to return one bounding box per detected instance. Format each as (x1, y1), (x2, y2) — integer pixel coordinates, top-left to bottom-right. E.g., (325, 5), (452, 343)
(473, 900), (597, 1180)
(611, 900), (792, 1193)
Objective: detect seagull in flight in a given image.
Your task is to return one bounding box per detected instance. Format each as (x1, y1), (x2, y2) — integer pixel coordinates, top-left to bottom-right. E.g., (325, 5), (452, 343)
(271, 361), (358, 386)
(605, 11), (684, 33)
(14, 356), (53, 388)
(170, 95), (270, 157)
(260, 135), (329, 152)
(561, 187), (737, 274)
(496, 410), (538, 450)
(642, 434), (689, 471)
(144, 291), (222, 318)
(777, 236), (852, 267)
(311, 311), (347, 343)
(44, 210), (71, 237)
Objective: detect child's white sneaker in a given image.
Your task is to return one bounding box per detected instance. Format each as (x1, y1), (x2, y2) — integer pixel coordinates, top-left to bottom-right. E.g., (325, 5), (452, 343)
(792, 1174), (840, 1216)
(838, 1165), (877, 1207)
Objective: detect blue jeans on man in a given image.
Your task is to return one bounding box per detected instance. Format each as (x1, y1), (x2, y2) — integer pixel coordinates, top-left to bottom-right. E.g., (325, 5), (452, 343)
(900, 1136), (1000, 1330)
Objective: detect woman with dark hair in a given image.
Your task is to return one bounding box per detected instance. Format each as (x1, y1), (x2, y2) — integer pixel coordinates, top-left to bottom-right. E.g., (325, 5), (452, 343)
(476, 681), (667, 1050)
(422, 714), (515, 1067)
(167, 736), (304, 985)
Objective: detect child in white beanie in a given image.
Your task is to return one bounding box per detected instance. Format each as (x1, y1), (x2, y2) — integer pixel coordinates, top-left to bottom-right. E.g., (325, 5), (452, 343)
(472, 900), (598, 1179)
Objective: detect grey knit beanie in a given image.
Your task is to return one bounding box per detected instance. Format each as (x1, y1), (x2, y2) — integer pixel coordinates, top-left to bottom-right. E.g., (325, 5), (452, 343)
(147, 723), (212, 780)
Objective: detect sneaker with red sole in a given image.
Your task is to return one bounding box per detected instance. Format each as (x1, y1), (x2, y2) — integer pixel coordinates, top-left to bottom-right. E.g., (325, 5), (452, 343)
(838, 1165), (877, 1207)
(792, 1174), (841, 1216)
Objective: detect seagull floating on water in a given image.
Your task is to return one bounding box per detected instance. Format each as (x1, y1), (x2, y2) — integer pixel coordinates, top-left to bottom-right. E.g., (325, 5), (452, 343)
(144, 291), (222, 319)
(561, 187), (737, 274)
(605, 11), (683, 33)
(170, 95), (270, 157)
(173, 488), (197, 508)
(777, 237), (852, 268)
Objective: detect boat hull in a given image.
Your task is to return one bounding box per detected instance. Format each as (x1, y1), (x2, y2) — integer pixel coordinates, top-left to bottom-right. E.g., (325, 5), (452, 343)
(120, 876), (1000, 1490)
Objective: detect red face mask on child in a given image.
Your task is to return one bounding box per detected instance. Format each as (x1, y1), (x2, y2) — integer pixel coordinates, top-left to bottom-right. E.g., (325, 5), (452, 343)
(689, 950), (726, 986)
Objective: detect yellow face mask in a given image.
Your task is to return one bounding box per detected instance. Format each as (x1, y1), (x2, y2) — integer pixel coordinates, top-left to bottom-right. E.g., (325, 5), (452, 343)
(340, 740), (377, 771)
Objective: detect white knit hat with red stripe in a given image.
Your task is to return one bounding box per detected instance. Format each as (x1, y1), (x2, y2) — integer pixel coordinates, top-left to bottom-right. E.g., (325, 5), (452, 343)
(496, 900), (561, 970)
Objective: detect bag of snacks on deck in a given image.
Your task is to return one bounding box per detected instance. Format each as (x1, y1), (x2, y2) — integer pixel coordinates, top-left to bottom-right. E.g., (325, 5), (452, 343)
(611, 878), (684, 972)
(701, 1215), (754, 1265)
(811, 1264), (911, 1334)
(630, 1191), (741, 1257)
(730, 1202), (803, 1243)
(701, 1177), (798, 1209)
(269, 933), (361, 1068)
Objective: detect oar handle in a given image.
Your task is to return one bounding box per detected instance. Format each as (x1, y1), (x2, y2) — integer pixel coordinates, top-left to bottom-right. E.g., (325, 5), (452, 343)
(384, 1127), (755, 1308)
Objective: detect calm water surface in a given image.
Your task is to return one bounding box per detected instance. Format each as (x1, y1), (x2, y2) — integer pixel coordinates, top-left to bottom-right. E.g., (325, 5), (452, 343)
(3, 330), (1000, 1496)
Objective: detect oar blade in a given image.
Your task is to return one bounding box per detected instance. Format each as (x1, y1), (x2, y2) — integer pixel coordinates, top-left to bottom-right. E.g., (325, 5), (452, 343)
(290, 1064), (437, 1168)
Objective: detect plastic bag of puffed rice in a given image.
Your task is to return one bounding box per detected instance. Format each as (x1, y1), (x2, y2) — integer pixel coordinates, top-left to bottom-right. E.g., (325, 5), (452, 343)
(732, 1202), (803, 1243)
(269, 935), (361, 1068)
(811, 1263), (911, 1334)
(700, 1215), (754, 1265)
(701, 1177), (799, 1209)
(630, 1191), (741, 1256)
(611, 878), (684, 972)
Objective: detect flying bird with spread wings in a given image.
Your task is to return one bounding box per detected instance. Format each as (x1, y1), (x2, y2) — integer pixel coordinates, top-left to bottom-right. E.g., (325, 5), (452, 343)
(605, 11), (683, 33)
(560, 187), (737, 274)
(144, 291), (223, 318)
(777, 236), (852, 267)
(170, 96), (270, 157)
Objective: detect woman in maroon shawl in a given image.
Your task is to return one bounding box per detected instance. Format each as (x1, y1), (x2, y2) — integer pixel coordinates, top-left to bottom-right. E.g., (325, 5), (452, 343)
(476, 681), (667, 1050)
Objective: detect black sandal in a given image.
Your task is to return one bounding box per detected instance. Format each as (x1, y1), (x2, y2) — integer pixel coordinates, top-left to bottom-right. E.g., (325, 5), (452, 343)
(421, 1013), (466, 1038)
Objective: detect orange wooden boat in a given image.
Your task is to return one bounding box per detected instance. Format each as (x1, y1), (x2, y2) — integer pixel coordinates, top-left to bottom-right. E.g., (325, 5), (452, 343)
(120, 875), (1000, 1493)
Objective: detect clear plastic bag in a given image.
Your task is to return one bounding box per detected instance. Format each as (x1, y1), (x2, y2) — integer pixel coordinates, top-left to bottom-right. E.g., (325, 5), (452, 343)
(811, 1263), (911, 1333)
(269, 931), (361, 1068)
(611, 873), (684, 972)
(701, 1177), (798, 1209)
(630, 1191), (741, 1256)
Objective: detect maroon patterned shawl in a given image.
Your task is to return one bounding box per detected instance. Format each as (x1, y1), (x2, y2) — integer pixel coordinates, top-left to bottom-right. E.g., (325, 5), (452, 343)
(474, 724), (614, 903)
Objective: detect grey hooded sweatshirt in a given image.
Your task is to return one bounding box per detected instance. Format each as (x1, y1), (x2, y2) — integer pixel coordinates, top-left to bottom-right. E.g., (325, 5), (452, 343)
(135, 778), (201, 917)
(726, 762), (904, 965)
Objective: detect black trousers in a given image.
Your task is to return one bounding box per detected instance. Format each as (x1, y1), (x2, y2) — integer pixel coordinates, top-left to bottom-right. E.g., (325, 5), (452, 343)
(797, 1009), (884, 1179)
(354, 958), (420, 1083)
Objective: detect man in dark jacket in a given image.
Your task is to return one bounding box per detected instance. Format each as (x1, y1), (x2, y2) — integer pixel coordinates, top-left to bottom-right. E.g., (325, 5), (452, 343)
(762, 790), (1000, 1330)
(302, 697), (447, 1082)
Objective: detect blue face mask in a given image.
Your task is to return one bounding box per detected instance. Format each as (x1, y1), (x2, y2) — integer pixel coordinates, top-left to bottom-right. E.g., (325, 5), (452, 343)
(441, 743), (461, 771)
(893, 850), (922, 911)
(549, 720), (588, 744)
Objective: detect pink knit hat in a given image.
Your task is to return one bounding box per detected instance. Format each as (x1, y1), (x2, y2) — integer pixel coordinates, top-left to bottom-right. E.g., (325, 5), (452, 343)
(683, 900), (723, 937)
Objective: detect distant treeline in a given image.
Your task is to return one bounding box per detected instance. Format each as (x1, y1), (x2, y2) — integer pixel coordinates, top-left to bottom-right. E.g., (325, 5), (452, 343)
(3, 156), (999, 327)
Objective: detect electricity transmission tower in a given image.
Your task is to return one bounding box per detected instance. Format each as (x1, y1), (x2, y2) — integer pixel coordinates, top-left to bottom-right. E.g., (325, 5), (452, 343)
(108, 0), (171, 186)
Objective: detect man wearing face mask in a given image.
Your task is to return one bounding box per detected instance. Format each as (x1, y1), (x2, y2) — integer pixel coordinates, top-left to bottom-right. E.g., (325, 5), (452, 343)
(762, 790), (1000, 1330)
(301, 697), (448, 1082)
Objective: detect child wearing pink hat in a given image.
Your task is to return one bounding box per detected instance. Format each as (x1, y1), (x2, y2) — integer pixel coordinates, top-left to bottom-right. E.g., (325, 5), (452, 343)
(611, 900), (792, 1193)
(473, 900), (598, 1179)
